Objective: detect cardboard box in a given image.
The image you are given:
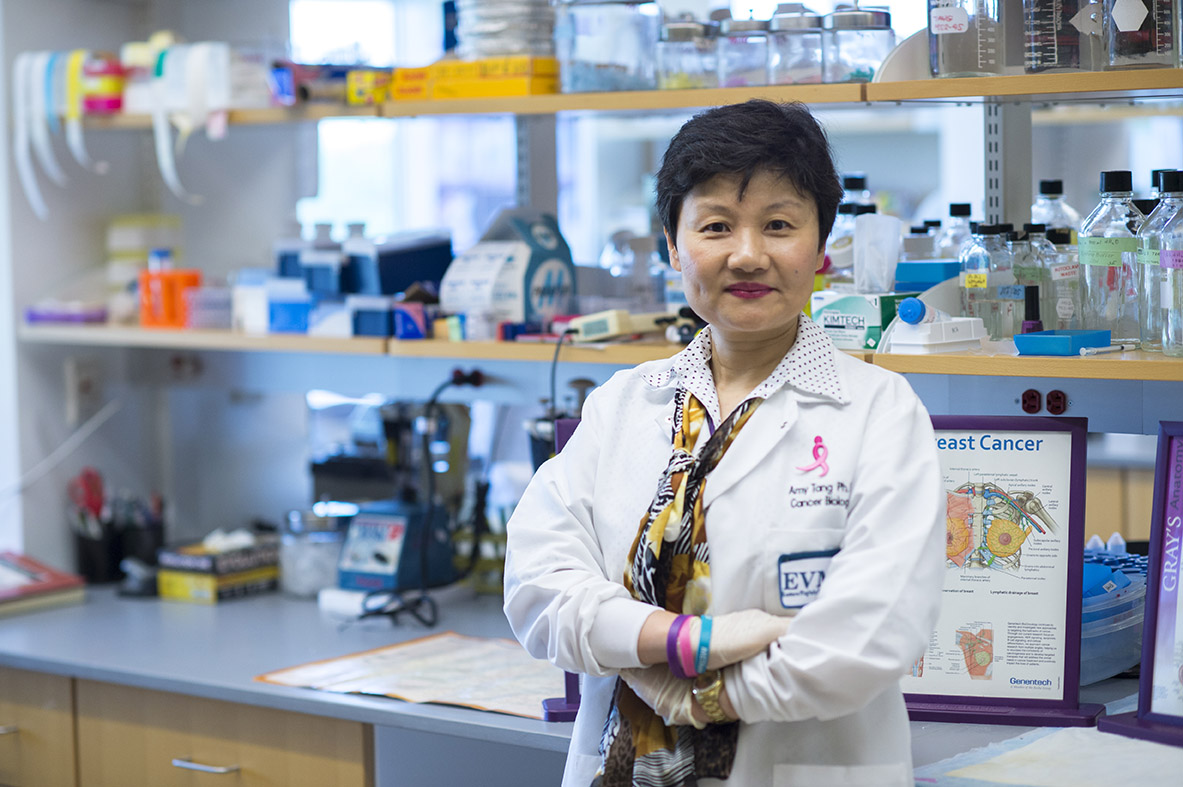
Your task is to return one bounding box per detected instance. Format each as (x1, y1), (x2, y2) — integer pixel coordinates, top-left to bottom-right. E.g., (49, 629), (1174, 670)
(431, 76), (558, 100)
(157, 538), (279, 604)
(346, 69), (393, 105)
(392, 67), (431, 100)
(810, 290), (918, 350)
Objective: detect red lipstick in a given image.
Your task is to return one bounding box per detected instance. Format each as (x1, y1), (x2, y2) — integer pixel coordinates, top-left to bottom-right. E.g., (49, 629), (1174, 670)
(726, 283), (773, 299)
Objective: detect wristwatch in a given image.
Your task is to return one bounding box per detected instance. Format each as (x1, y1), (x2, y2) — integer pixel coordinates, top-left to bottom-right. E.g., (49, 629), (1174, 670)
(691, 669), (730, 724)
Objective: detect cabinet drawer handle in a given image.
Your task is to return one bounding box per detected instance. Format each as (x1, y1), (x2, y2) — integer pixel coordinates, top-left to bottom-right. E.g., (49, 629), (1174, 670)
(0, 725), (17, 735)
(171, 758), (240, 774)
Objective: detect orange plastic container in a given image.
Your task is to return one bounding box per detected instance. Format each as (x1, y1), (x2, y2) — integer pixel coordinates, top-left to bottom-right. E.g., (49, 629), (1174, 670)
(139, 269), (202, 328)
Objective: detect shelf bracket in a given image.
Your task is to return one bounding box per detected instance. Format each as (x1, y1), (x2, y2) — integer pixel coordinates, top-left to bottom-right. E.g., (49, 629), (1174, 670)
(983, 100), (1033, 226)
(515, 114), (557, 215)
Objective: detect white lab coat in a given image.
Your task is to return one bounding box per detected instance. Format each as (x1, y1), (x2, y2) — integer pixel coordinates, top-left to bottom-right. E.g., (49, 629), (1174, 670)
(503, 323), (945, 787)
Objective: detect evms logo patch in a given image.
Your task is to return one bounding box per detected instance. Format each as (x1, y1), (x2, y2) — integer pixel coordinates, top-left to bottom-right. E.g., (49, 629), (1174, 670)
(778, 549), (838, 608)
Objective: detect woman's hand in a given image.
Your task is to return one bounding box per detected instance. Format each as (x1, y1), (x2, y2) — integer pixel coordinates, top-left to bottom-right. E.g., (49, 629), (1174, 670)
(619, 667), (705, 728)
(707, 609), (797, 671)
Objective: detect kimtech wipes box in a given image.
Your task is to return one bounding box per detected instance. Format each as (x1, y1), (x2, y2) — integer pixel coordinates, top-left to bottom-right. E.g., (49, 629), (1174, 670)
(810, 290), (918, 350)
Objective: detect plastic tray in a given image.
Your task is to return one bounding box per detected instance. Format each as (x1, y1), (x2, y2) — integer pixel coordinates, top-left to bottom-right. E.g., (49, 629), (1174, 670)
(1014, 329), (1111, 356)
(1080, 610), (1143, 685)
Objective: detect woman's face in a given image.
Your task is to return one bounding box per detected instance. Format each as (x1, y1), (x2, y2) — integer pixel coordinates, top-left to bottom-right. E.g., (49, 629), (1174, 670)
(667, 170), (825, 344)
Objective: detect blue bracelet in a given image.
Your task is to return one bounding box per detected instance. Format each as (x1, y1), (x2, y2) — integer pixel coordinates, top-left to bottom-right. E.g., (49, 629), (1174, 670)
(695, 615), (712, 675)
(667, 615), (690, 680)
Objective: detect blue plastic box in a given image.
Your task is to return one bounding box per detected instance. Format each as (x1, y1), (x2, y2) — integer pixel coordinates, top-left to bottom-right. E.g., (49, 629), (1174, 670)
(893, 259), (960, 292)
(1014, 329), (1111, 356)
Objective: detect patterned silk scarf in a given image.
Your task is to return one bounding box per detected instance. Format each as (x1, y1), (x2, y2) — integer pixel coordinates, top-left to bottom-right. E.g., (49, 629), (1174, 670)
(595, 388), (762, 787)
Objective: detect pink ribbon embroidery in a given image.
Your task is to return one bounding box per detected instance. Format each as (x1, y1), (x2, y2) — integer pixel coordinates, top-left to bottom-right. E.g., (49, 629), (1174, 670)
(796, 435), (829, 476)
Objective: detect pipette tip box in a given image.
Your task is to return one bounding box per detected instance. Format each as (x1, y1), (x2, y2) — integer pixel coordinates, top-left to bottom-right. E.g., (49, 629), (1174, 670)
(1013, 330), (1111, 356)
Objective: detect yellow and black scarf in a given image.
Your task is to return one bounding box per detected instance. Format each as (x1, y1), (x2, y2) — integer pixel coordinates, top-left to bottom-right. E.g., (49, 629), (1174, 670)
(595, 388), (761, 787)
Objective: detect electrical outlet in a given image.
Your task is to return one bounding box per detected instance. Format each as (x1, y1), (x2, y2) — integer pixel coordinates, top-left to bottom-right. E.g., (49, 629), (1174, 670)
(64, 357), (102, 428)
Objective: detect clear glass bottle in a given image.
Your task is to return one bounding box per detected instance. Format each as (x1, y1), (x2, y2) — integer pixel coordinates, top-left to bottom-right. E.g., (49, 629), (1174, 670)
(842, 173), (873, 206)
(768, 9), (824, 85)
(990, 229), (1020, 339)
(1138, 171), (1183, 351)
(823, 7), (893, 83)
(1024, 223), (1057, 325)
(960, 223), (995, 335)
(935, 202), (973, 258)
(717, 18), (770, 87)
(1161, 206), (1183, 356)
(826, 202), (858, 281)
(1151, 169), (1180, 198)
(1079, 170), (1144, 344)
(1032, 179), (1083, 233)
(1103, 0), (1177, 69)
(929, 0), (1002, 77)
(658, 20), (717, 89)
(1023, 0), (1105, 73)
(1044, 228), (1082, 330)
(901, 224), (936, 261)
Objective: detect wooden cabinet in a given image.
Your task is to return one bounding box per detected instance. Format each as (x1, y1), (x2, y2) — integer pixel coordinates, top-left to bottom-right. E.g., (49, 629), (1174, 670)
(0, 666), (76, 787)
(75, 680), (372, 787)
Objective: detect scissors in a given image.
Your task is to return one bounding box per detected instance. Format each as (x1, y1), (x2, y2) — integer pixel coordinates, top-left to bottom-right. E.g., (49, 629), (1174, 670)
(68, 467), (104, 519)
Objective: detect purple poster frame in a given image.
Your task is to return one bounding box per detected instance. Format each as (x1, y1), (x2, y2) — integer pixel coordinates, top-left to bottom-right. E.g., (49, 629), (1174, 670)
(1097, 421), (1183, 747)
(905, 415), (1103, 727)
(542, 417), (583, 721)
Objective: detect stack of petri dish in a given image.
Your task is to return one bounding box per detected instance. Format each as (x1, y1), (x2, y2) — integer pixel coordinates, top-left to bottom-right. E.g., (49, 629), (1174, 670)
(455, 0), (555, 58)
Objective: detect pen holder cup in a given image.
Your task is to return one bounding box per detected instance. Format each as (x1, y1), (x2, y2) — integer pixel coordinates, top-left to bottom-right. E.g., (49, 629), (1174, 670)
(74, 530), (122, 583)
(120, 524), (164, 567)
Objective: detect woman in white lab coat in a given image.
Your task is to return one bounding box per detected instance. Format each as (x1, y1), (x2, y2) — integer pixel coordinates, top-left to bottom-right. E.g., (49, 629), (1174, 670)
(503, 100), (946, 787)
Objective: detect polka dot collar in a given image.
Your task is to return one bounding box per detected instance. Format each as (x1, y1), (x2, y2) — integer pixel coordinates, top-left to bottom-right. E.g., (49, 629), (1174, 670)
(641, 315), (848, 423)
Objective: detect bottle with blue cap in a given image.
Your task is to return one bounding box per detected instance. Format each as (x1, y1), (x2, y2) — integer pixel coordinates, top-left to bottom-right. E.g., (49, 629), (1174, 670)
(897, 296), (951, 325)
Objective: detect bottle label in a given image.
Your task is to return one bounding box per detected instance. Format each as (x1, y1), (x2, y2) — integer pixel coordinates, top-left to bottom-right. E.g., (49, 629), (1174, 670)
(1078, 236), (1137, 267)
(962, 272), (988, 289)
(1163, 249), (1183, 270)
(1013, 265), (1044, 285)
(930, 7), (969, 34)
(998, 285), (1025, 300)
(1050, 262), (1079, 281)
(1137, 248), (1160, 267)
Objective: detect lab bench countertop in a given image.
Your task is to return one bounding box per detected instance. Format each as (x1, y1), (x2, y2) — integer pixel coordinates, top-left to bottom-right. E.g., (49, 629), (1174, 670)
(0, 584), (573, 753)
(0, 583), (1147, 771)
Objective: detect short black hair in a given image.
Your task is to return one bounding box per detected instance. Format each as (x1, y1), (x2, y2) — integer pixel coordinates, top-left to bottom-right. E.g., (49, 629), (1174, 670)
(655, 100), (842, 251)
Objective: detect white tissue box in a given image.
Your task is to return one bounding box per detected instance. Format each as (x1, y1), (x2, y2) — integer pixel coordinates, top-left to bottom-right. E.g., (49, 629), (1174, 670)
(811, 291), (918, 350)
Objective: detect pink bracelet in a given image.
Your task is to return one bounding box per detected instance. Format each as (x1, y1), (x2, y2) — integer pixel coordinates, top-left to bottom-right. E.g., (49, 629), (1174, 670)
(677, 617), (699, 678)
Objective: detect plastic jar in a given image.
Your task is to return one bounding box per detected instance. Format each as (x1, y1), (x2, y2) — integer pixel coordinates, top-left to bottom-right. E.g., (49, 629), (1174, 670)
(555, 0), (660, 92)
(279, 509), (347, 598)
(823, 8), (894, 83)
(657, 21), (717, 89)
(717, 18), (770, 88)
(768, 10), (824, 85)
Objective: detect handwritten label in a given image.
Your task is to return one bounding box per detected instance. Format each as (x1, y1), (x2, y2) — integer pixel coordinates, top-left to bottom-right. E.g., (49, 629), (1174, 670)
(1051, 262), (1079, 281)
(1163, 249), (1183, 270)
(1138, 248), (1161, 267)
(1078, 236), (1136, 267)
(930, 6), (969, 34)
(964, 272), (988, 289)
(998, 285), (1025, 300)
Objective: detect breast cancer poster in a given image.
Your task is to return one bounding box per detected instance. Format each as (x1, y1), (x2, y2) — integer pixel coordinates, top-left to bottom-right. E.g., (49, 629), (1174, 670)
(901, 428), (1074, 702)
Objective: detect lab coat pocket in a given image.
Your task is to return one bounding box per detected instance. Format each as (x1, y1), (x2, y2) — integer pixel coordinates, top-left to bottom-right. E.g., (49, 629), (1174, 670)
(761, 529), (841, 615)
(774, 761), (911, 787)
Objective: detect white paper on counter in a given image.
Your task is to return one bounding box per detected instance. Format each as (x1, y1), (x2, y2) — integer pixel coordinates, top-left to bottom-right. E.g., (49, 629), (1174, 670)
(256, 630), (565, 719)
